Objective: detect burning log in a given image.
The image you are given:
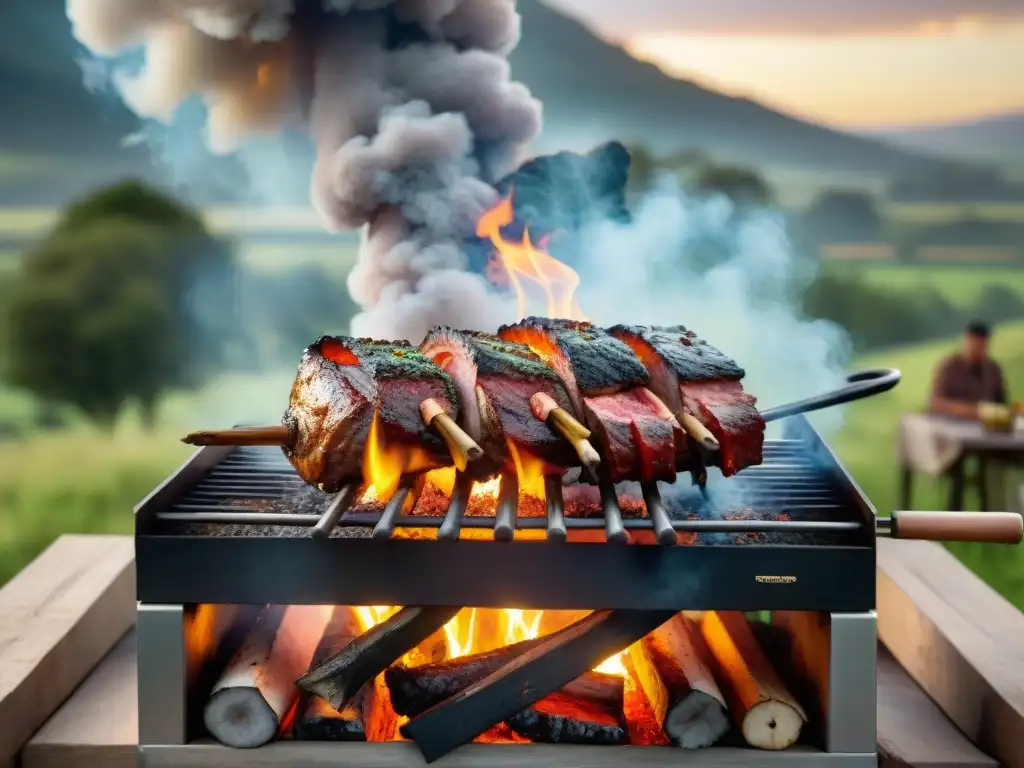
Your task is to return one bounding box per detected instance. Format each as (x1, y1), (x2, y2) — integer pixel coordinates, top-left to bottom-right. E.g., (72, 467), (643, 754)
(387, 632), (627, 748)
(402, 609), (675, 762)
(296, 606), (461, 711)
(700, 611), (807, 750)
(506, 691), (626, 745)
(293, 606), (397, 742)
(530, 391), (601, 477)
(627, 614), (729, 748)
(420, 398), (484, 471)
(204, 605), (331, 748)
(385, 639), (624, 717)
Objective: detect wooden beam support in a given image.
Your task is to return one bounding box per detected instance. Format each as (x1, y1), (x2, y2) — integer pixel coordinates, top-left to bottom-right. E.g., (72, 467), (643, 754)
(0, 535), (135, 768)
(877, 538), (1024, 768)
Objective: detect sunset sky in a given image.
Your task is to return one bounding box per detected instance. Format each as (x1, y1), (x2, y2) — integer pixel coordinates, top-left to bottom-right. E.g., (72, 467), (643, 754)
(546, 0), (1024, 129)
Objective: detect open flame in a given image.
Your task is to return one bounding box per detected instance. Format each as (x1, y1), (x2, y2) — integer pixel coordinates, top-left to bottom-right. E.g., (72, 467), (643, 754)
(477, 192), (588, 322)
(362, 411), (437, 503)
(354, 606), (627, 675)
(350, 194), (630, 679)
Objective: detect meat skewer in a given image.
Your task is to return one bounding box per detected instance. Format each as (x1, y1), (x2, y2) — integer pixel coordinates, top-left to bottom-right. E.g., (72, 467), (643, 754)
(498, 318), (688, 484)
(610, 324), (765, 477)
(179, 321), (812, 496)
(184, 336), (483, 494)
(419, 327), (599, 480)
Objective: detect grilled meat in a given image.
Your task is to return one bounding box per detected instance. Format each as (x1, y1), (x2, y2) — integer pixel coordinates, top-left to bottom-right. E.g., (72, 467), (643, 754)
(498, 318), (687, 483)
(419, 328), (579, 475)
(609, 325), (765, 476)
(282, 336), (458, 492)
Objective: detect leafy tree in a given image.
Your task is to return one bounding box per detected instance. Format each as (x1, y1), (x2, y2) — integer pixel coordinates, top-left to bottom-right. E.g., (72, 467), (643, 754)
(692, 164), (773, 206)
(2, 182), (240, 430)
(801, 189), (884, 245)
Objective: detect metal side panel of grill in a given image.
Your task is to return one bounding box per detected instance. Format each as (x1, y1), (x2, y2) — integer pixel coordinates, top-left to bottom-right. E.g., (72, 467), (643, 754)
(134, 415), (876, 610)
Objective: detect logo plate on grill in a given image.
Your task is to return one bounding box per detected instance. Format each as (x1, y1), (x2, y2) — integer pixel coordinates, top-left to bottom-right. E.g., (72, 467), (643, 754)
(755, 575), (797, 584)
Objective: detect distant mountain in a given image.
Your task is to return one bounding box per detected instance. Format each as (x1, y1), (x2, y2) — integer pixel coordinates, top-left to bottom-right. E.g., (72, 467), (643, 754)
(0, 0), (948, 205)
(864, 112), (1024, 166)
(511, 0), (940, 176)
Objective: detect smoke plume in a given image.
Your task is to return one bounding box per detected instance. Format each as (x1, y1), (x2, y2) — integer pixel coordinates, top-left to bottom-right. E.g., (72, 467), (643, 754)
(575, 176), (852, 436)
(67, 0), (538, 342)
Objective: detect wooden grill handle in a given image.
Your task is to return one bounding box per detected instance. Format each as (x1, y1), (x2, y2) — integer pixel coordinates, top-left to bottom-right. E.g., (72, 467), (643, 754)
(889, 511), (1023, 545)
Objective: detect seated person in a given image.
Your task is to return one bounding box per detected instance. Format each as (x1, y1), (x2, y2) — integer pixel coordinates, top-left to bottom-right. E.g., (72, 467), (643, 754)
(929, 320), (1007, 419)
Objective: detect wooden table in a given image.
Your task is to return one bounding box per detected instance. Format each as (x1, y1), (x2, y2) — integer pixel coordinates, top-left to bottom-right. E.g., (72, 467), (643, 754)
(4, 534), (1021, 768)
(898, 415), (1024, 511)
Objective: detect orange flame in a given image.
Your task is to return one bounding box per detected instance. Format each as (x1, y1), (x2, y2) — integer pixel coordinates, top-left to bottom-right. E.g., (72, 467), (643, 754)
(477, 192), (587, 321)
(354, 605), (627, 674)
(362, 411), (436, 503)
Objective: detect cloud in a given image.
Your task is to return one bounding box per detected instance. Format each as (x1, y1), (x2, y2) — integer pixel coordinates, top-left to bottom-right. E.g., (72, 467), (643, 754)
(544, 0), (1024, 37)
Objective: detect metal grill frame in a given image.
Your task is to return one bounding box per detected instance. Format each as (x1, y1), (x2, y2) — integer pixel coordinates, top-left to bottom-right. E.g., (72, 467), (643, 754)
(134, 415), (877, 611)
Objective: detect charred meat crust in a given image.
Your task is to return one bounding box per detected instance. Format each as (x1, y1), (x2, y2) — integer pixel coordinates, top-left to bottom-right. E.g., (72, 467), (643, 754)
(421, 327), (579, 471)
(608, 324), (744, 381)
(282, 336), (457, 491)
(498, 317), (649, 395)
(428, 327), (564, 382)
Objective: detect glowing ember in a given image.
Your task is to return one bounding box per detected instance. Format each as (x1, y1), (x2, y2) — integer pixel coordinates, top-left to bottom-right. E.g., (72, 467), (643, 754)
(477, 192), (587, 322)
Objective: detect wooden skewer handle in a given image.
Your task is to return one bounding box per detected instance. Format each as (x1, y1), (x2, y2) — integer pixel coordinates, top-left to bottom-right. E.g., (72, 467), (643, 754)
(530, 393), (591, 440)
(888, 511), (1023, 544)
(419, 399), (484, 469)
(679, 412), (719, 451)
(181, 425), (292, 447)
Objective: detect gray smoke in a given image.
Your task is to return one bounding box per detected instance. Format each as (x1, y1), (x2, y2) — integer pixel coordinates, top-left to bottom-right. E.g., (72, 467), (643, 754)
(67, 0), (537, 341)
(575, 176), (852, 437)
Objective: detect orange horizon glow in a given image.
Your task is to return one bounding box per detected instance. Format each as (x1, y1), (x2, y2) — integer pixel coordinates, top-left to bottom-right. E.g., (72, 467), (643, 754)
(622, 20), (1024, 128)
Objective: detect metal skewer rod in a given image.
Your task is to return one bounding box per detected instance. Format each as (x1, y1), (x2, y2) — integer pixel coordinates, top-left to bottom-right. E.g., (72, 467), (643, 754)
(640, 482), (679, 546)
(493, 473), (519, 542)
(311, 484), (360, 539)
(372, 476), (418, 540)
(543, 476), (567, 543)
(437, 472), (473, 541)
(598, 479), (628, 544)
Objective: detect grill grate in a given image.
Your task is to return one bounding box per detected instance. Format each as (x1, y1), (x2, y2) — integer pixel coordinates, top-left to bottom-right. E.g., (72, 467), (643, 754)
(152, 438), (863, 545)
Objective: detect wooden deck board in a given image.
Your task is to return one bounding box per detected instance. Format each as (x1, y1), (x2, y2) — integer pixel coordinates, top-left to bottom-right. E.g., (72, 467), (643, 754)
(878, 537), (1024, 768)
(20, 627), (995, 768)
(0, 534), (135, 768)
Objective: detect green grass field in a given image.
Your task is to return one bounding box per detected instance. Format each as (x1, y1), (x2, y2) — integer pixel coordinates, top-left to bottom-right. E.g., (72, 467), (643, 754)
(3, 324), (1024, 604)
(825, 262), (1024, 308)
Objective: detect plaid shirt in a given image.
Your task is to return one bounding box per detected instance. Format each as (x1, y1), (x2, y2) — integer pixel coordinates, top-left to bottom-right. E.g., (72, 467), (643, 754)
(931, 353), (1007, 406)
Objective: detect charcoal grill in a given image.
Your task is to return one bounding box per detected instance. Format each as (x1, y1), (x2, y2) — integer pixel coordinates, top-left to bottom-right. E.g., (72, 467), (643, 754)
(134, 413), (881, 767)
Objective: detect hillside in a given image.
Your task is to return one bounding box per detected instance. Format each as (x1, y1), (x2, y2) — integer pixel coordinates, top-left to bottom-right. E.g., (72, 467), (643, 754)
(867, 112), (1024, 168)
(0, 0), (946, 204)
(511, 0), (939, 175)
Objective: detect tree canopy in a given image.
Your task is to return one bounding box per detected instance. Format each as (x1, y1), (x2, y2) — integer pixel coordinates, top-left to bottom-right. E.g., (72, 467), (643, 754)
(2, 181), (239, 429)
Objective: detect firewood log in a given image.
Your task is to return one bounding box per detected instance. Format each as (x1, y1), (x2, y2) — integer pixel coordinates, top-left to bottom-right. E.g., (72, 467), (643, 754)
(628, 613), (730, 748)
(296, 606), (461, 710)
(507, 691), (627, 745)
(204, 605), (331, 748)
(402, 609), (676, 762)
(700, 611), (807, 750)
(293, 606), (397, 742)
(385, 638), (623, 717)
